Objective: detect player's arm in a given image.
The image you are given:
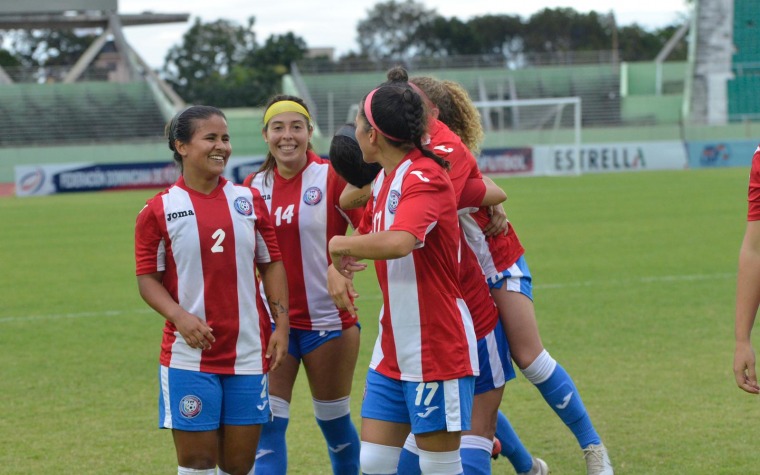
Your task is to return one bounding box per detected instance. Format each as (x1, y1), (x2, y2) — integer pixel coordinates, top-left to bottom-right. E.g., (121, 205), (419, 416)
(339, 183), (371, 210)
(137, 272), (215, 350)
(734, 220), (760, 393)
(329, 230), (417, 274)
(481, 175), (507, 206)
(257, 260), (290, 371)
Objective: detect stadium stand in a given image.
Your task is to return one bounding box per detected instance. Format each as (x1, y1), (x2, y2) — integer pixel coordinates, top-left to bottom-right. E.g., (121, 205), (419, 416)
(0, 81), (165, 146)
(728, 0), (760, 121)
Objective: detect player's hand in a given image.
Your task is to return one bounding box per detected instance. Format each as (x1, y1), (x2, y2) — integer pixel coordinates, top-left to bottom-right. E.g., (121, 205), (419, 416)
(330, 254), (367, 277)
(484, 204), (510, 236)
(266, 324), (289, 371)
(174, 311), (215, 350)
(328, 265), (359, 317)
(734, 342), (760, 394)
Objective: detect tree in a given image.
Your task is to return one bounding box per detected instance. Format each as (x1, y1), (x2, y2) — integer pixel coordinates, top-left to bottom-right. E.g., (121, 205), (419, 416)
(466, 14), (524, 58)
(522, 8), (610, 54)
(413, 16), (477, 57)
(161, 16), (307, 107)
(356, 0), (438, 60)
(246, 32), (307, 73)
(163, 17), (255, 89)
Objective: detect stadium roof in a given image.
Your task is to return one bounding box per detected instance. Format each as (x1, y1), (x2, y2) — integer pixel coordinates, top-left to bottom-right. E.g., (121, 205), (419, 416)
(0, 12), (189, 29)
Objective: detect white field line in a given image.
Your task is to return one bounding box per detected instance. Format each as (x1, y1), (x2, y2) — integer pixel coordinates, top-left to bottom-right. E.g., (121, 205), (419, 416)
(0, 272), (735, 324)
(0, 308), (155, 324)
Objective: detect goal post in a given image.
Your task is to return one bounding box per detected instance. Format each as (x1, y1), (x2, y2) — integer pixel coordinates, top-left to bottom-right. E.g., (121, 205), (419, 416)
(472, 96), (583, 176)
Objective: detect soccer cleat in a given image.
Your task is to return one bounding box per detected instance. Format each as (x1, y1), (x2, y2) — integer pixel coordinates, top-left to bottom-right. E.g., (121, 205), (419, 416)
(583, 443), (613, 475)
(518, 457), (549, 475)
(491, 437), (502, 459)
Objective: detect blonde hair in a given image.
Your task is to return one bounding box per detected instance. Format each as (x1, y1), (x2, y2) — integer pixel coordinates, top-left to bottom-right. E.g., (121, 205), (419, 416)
(409, 76), (484, 155)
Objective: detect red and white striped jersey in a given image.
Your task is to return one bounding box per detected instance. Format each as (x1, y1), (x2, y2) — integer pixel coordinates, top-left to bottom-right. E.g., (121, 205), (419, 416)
(245, 151), (362, 331)
(428, 119), (499, 338)
(748, 145), (760, 221)
(135, 176), (281, 375)
(428, 119), (525, 281)
(358, 149), (478, 382)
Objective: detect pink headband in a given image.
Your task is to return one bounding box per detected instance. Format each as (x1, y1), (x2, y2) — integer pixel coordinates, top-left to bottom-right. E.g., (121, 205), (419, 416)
(364, 88), (404, 142)
(408, 81), (432, 106)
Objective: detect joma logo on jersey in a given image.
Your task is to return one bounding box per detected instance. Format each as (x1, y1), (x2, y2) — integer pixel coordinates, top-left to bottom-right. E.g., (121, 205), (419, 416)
(166, 209), (195, 222)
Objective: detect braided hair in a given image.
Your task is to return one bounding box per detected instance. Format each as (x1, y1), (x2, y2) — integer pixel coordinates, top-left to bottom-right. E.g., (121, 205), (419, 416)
(360, 67), (449, 170)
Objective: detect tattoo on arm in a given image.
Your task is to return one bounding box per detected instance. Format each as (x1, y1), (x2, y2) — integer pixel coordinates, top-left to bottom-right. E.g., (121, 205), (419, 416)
(347, 197), (366, 208)
(267, 297), (288, 321)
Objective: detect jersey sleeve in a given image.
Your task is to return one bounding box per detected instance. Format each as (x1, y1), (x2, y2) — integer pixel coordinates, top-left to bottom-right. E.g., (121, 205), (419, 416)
(391, 167), (448, 243)
(134, 200), (165, 276)
(328, 165), (365, 229)
(251, 189), (282, 263)
(458, 178), (487, 212)
(748, 146), (760, 221)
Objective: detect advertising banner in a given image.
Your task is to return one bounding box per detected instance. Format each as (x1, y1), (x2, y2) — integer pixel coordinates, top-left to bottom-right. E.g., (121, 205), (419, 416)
(685, 140), (759, 168)
(15, 157), (268, 197)
(532, 141), (688, 175)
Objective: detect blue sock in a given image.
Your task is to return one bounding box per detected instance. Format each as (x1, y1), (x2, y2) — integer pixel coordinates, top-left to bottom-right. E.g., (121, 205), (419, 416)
(316, 413), (360, 474)
(313, 397), (360, 475)
(460, 435), (492, 475)
(397, 434), (422, 475)
(524, 351), (601, 449)
(495, 410), (533, 473)
(253, 415), (289, 475)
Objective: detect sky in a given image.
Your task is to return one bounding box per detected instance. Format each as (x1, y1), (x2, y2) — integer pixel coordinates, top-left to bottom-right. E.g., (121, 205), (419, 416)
(119, 0), (691, 69)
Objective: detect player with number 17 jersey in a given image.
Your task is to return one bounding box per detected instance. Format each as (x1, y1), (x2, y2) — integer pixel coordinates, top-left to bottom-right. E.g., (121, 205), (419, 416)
(358, 149), (479, 382)
(245, 150), (363, 331)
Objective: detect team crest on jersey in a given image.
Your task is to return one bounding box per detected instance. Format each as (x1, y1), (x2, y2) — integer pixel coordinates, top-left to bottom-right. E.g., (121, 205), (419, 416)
(179, 395), (202, 418)
(388, 190), (401, 214)
(233, 196), (254, 216)
(303, 186), (323, 205)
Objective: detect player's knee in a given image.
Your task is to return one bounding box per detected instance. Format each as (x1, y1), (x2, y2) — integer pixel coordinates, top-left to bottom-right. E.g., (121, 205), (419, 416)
(360, 441), (401, 474)
(418, 448), (463, 475)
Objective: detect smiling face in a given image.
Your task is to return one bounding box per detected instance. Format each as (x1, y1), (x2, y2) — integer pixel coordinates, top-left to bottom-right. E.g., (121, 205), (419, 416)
(262, 111), (313, 175)
(176, 114), (231, 184)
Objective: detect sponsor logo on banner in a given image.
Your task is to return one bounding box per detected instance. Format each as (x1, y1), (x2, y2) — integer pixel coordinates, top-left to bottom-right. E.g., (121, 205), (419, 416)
(18, 168), (45, 195)
(477, 148), (533, 175)
(226, 157), (266, 184)
(53, 163), (180, 193)
(554, 146), (646, 172)
(699, 143), (731, 166)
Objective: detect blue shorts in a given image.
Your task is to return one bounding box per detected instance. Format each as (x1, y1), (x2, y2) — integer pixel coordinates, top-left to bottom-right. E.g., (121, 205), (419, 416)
(361, 369), (474, 434)
(488, 255), (533, 300)
(283, 323), (359, 360)
(475, 319), (516, 395)
(158, 366), (271, 431)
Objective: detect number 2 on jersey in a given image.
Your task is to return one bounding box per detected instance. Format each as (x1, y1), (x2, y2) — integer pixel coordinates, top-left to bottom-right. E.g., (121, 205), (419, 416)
(274, 204), (295, 226)
(211, 229), (225, 253)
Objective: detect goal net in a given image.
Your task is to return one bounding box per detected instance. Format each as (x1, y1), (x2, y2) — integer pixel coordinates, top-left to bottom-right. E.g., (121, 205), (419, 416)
(472, 97), (582, 176)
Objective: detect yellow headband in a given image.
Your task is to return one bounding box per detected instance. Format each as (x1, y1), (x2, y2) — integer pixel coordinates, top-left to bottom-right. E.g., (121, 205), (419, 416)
(263, 100), (311, 126)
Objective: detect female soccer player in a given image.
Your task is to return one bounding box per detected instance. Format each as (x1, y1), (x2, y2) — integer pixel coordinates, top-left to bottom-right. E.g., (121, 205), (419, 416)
(328, 81), (478, 475)
(135, 105), (289, 475)
(734, 144), (760, 395)
(410, 74), (613, 475)
(339, 67), (548, 475)
(242, 95), (363, 475)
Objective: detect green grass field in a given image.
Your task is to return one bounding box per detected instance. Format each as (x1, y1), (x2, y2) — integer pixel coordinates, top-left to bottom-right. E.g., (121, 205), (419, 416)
(0, 167), (755, 474)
